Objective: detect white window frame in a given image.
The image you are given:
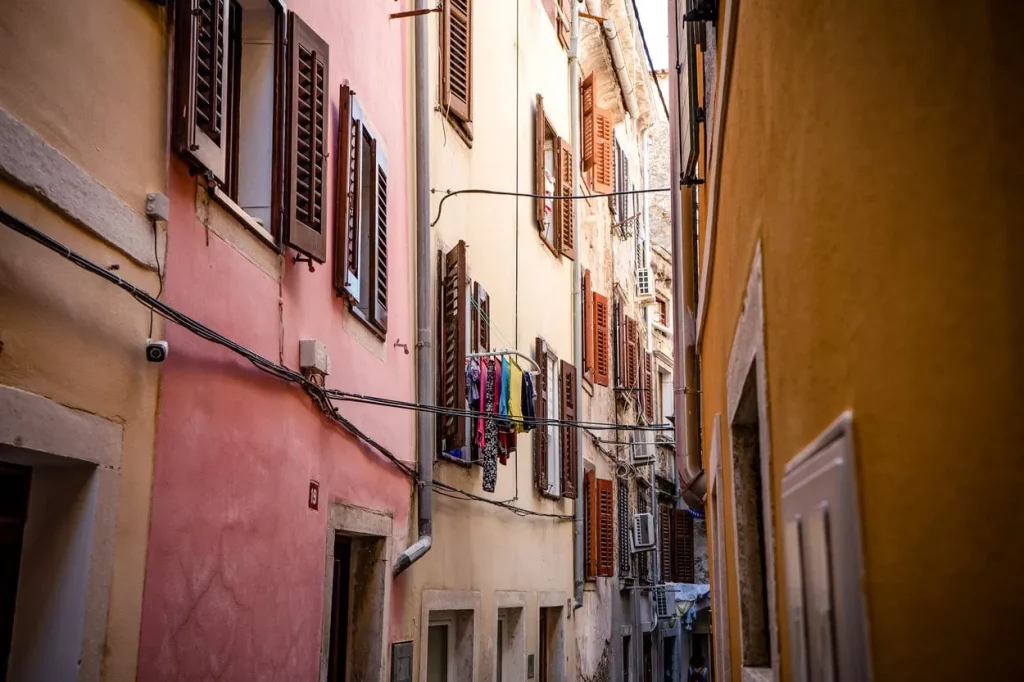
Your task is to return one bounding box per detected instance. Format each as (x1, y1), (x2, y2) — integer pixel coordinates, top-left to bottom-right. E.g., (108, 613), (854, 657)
(427, 618), (455, 682)
(545, 352), (561, 497)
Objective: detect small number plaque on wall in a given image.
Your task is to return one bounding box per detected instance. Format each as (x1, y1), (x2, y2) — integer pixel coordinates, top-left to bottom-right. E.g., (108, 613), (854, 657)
(308, 480), (320, 510)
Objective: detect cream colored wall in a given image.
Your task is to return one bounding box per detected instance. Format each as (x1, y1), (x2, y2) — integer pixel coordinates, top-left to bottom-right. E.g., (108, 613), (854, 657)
(0, 1), (167, 679)
(399, 1), (578, 679)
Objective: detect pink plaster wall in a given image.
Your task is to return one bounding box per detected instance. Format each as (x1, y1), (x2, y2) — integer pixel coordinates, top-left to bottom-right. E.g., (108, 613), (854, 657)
(138, 1), (414, 679)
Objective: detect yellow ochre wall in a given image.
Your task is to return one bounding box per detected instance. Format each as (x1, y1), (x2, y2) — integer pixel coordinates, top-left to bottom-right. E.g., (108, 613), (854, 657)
(0, 0), (168, 679)
(699, 1), (1024, 680)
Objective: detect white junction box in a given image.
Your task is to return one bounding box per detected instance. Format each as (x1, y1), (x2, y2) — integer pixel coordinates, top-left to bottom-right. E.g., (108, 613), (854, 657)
(299, 339), (331, 377)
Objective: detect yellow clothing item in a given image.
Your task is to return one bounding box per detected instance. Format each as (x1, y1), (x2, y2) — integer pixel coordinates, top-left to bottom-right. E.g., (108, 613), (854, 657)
(509, 362), (524, 431)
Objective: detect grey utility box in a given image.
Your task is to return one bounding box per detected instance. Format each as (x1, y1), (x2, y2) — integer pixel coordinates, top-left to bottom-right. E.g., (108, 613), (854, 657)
(780, 412), (871, 682)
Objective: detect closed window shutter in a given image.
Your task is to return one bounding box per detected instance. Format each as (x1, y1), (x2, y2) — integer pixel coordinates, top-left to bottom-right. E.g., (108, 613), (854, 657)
(534, 337), (549, 491)
(560, 360), (578, 499)
(285, 12), (329, 263)
(597, 478), (615, 577)
(580, 73), (595, 174)
(673, 509), (695, 583)
(369, 143), (388, 332)
(471, 282), (490, 352)
(438, 242), (469, 452)
(593, 293), (610, 386)
(583, 271), (593, 378)
(585, 470), (598, 579)
(644, 352), (655, 422)
(442, 0), (472, 122)
(626, 317), (638, 389)
(173, 0), (230, 182)
(614, 300), (625, 387)
(593, 107), (614, 194)
(334, 85), (361, 298)
(558, 138), (575, 259)
(659, 505), (672, 582)
(617, 477), (631, 577)
(534, 95), (546, 228)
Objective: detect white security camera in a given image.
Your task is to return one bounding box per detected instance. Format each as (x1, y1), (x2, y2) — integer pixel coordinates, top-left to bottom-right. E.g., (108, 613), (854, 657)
(146, 339), (169, 363)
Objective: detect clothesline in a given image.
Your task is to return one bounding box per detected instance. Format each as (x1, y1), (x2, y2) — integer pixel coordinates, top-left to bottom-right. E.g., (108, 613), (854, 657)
(466, 349), (540, 374)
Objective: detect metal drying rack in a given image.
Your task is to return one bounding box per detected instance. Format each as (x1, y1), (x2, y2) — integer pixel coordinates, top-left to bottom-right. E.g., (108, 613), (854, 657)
(465, 349), (540, 374)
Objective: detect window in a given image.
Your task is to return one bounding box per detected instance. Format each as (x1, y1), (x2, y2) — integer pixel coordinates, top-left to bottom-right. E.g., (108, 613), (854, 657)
(643, 352), (655, 422)
(659, 504), (672, 583)
(534, 95), (574, 259)
(658, 506), (695, 584)
(614, 141), (630, 223)
(637, 490), (650, 583)
(593, 293), (611, 386)
(617, 477), (632, 578)
(172, 1), (329, 261)
(585, 472), (615, 579)
(428, 610), (473, 682)
(437, 242), (469, 457)
(334, 86), (389, 336)
(440, 0), (473, 142)
(533, 338), (577, 498)
(581, 73), (613, 193)
(583, 270), (593, 380)
(656, 296), (669, 327)
(657, 370), (671, 424)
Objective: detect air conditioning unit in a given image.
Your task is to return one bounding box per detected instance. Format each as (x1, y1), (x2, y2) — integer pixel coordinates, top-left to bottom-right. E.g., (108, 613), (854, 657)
(630, 430), (654, 464)
(631, 512), (656, 552)
(636, 267), (655, 303)
(652, 585), (672, 620)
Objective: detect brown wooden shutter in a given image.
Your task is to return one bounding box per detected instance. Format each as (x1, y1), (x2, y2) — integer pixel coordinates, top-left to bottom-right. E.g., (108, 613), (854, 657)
(471, 282), (490, 352)
(644, 352), (655, 422)
(441, 0), (472, 122)
(581, 73), (595, 174)
(285, 12), (329, 263)
(617, 477), (632, 577)
(597, 478), (615, 577)
(558, 138), (575, 259)
(557, 0), (572, 49)
(173, 0), (230, 182)
(583, 271), (593, 378)
(673, 509), (695, 583)
(614, 300), (626, 387)
(585, 470), (598, 579)
(534, 337), (549, 492)
(560, 360), (578, 499)
(626, 316), (638, 389)
(369, 143), (388, 332)
(334, 84), (361, 298)
(593, 107), (614, 194)
(593, 293), (610, 386)
(659, 505), (673, 582)
(534, 95), (546, 228)
(438, 242), (468, 452)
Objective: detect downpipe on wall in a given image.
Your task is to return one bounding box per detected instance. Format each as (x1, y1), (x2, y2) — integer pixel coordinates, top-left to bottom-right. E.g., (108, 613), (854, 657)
(394, 0), (434, 578)
(586, 0), (639, 120)
(570, 0), (585, 611)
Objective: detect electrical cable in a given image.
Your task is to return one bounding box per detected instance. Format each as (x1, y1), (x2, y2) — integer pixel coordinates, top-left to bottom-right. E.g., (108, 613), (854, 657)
(0, 207), (573, 521)
(430, 186), (670, 227)
(629, 0), (670, 121)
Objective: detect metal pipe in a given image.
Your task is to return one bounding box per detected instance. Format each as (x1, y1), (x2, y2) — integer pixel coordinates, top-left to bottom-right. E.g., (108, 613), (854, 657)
(394, 0), (434, 578)
(570, 0), (585, 611)
(667, 0), (705, 504)
(586, 0), (640, 120)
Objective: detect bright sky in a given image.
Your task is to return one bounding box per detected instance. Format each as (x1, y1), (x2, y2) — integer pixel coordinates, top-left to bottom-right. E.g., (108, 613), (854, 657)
(632, 0), (669, 71)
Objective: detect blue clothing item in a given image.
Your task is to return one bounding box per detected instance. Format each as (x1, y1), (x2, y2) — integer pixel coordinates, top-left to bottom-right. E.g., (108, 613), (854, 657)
(521, 371), (536, 431)
(499, 357), (511, 421)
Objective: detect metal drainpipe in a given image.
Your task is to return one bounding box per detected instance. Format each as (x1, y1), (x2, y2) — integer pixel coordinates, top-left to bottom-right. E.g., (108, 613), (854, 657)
(394, 0), (433, 577)
(585, 0), (640, 120)
(570, 0), (585, 611)
(667, 0), (706, 505)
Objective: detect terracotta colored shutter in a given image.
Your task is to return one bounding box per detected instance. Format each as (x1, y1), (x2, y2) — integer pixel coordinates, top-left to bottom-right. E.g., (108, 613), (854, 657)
(558, 0), (571, 49)
(583, 271), (593, 378)
(441, 0), (472, 122)
(581, 73), (595, 174)
(534, 337), (549, 491)
(597, 478), (615, 577)
(173, 0), (230, 182)
(471, 282), (490, 352)
(644, 352), (655, 422)
(585, 471), (598, 579)
(659, 505), (672, 582)
(560, 360), (578, 499)
(285, 12), (329, 262)
(438, 242), (468, 452)
(369, 142), (388, 332)
(673, 509), (695, 583)
(558, 138), (575, 259)
(626, 316), (638, 388)
(534, 95), (546, 228)
(614, 301), (625, 387)
(618, 477), (632, 577)
(334, 85), (361, 298)
(593, 293), (610, 386)
(593, 107), (614, 194)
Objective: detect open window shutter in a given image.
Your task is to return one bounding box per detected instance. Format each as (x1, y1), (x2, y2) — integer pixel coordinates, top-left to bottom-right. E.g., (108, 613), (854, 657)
(438, 242), (468, 451)
(560, 360), (578, 499)
(673, 509), (695, 583)
(285, 12), (329, 263)
(644, 352), (655, 422)
(593, 293), (610, 386)
(441, 0), (472, 122)
(534, 337), (549, 491)
(659, 505), (673, 582)
(626, 317), (638, 389)
(581, 73), (595, 173)
(534, 95), (546, 228)
(597, 478), (615, 577)
(585, 471), (598, 579)
(558, 138), (575, 259)
(593, 107), (614, 193)
(583, 271), (593, 378)
(334, 85), (362, 297)
(369, 141), (389, 332)
(173, 0), (230, 182)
